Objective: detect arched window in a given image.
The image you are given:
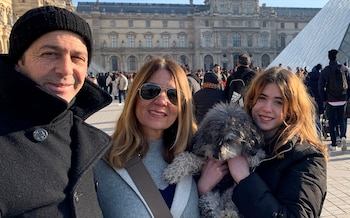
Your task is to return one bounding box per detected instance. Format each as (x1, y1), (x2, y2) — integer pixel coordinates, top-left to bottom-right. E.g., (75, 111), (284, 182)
(262, 54), (270, 68)
(180, 55), (188, 66)
(111, 56), (118, 71)
(127, 56), (136, 71)
(204, 55), (213, 72)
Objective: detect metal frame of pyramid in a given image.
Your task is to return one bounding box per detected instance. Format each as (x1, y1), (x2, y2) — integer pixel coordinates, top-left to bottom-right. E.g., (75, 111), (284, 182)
(268, 0), (350, 70)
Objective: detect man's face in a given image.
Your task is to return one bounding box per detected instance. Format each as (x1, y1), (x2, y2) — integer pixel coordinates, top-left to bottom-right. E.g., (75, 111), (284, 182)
(15, 30), (88, 103)
(214, 65), (221, 73)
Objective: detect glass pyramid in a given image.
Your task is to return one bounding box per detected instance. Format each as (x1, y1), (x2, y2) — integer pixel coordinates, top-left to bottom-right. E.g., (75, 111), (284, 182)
(268, 0), (350, 71)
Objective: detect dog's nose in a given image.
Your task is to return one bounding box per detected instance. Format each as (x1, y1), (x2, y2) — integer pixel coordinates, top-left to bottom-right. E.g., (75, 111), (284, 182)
(213, 145), (221, 159)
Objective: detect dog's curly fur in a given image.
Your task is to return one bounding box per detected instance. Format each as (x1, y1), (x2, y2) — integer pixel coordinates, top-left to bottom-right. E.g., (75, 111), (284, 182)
(163, 102), (265, 218)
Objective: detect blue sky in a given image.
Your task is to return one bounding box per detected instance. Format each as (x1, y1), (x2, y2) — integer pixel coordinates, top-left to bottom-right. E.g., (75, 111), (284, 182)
(72, 0), (329, 8)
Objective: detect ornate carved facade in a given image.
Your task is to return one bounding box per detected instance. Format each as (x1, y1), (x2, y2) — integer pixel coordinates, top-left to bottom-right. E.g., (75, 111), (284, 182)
(76, 0), (320, 73)
(0, 0), (73, 55)
(1, 0), (320, 73)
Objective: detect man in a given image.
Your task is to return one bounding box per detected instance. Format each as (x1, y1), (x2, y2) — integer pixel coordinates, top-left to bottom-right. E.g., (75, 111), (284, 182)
(106, 72), (113, 94)
(319, 49), (350, 151)
(116, 72), (128, 105)
(213, 64), (226, 90)
(97, 72), (107, 91)
(182, 64), (201, 95)
(305, 64), (323, 136)
(224, 52), (256, 106)
(0, 6), (112, 217)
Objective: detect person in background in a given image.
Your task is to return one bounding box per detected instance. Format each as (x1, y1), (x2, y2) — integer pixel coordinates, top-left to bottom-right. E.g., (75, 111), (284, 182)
(110, 72), (118, 100)
(116, 72), (128, 105)
(319, 49), (350, 151)
(224, 52), (256, 106)
(193, 72), (227, 124)
(196, 69), (204, 86)
(97, 72), (107, 91)
(127, 72), (134, 93)
(183, 64), (201, 95)
(0, 6), (112, 217)
(305, 63), (323, 136)
(213, 64), (225, 90)
(87, 72), (98, 85)
(106, 72), (113, 95)
(198, 67), (327, 217)
(94, 57), (200, 218)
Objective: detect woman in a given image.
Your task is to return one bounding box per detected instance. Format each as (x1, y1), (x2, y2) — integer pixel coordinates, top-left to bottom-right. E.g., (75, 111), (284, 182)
(198, 67), (328, 217)
(193, 72), (227, 124)
(94, 57), (200, 218)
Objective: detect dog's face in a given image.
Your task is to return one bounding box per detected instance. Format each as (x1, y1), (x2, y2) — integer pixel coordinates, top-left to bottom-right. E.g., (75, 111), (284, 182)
(192, 103), (264, 161)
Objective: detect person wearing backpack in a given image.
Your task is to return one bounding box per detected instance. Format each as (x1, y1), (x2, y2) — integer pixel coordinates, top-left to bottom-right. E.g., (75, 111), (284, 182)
(305, 64), (323, 136)
(224, 52), (257, 107)
(319, 49), (350, 151)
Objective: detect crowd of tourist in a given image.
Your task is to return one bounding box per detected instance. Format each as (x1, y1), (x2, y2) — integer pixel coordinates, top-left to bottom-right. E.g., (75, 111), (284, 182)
(86, 71), (135, 105)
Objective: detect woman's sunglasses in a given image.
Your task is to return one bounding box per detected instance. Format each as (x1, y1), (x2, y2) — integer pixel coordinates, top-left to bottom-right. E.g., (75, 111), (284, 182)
(138, 83), (182, 105)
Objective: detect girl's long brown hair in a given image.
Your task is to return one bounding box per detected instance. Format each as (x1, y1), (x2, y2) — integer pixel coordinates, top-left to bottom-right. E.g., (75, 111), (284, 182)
(244, 67), (328, 161)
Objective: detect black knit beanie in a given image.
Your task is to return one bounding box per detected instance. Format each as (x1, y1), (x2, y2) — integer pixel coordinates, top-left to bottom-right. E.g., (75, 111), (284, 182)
(9, 6), (92, 65)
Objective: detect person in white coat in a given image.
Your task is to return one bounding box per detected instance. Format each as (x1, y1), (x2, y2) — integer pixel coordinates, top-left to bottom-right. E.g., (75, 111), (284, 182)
(116, 72), (128, 105)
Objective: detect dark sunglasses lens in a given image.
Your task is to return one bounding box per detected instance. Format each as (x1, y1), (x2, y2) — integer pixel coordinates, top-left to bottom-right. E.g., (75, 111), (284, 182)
(140, 84), (161, 100)
(167, 89), (178, 105)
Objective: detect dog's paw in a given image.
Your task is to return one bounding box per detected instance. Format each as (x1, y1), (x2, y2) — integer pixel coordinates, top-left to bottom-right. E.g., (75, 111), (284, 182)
(199, 191), (220, 218)
(218, 188), (241, 218)
(163, 151), (204, 184)
(218, 209), (240, 218)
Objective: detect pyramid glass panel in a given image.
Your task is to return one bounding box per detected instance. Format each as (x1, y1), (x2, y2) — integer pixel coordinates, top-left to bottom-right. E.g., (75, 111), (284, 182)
(268, 0), (350, 70)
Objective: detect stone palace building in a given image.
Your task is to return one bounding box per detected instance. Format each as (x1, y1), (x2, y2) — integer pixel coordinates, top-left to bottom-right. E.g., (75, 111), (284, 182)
(0, 0), (320, 73)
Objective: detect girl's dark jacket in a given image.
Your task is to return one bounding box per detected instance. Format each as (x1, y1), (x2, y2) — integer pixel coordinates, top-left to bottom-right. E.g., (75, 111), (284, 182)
(232, 137), (327, 218)
(0, 55), (112, 217)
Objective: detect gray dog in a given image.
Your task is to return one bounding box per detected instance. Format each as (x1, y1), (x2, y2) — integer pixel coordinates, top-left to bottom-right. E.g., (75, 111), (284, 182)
(163, 102), (265, 218)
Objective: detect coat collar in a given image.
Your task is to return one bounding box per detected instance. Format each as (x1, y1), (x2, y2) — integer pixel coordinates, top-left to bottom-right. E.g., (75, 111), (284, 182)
(261, 136), (298, 163)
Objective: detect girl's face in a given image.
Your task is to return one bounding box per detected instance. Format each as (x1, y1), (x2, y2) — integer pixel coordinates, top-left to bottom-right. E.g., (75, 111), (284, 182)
(251, 83), (287, 139)
(135, 69), (179, 140)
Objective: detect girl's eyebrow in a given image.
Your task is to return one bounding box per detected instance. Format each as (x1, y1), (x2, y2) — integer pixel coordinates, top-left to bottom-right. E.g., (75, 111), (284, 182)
(261, 93), (283, 101)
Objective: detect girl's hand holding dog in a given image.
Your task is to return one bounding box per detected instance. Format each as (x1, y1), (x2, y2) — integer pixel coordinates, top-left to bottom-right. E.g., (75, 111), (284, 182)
(227, 155), (250, 183)
(197, 159), (228, 196)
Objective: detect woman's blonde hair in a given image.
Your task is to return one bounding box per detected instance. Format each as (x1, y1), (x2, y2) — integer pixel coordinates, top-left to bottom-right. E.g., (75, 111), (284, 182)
(244, 67), (328, 161)
(107, 57), (197, 168)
